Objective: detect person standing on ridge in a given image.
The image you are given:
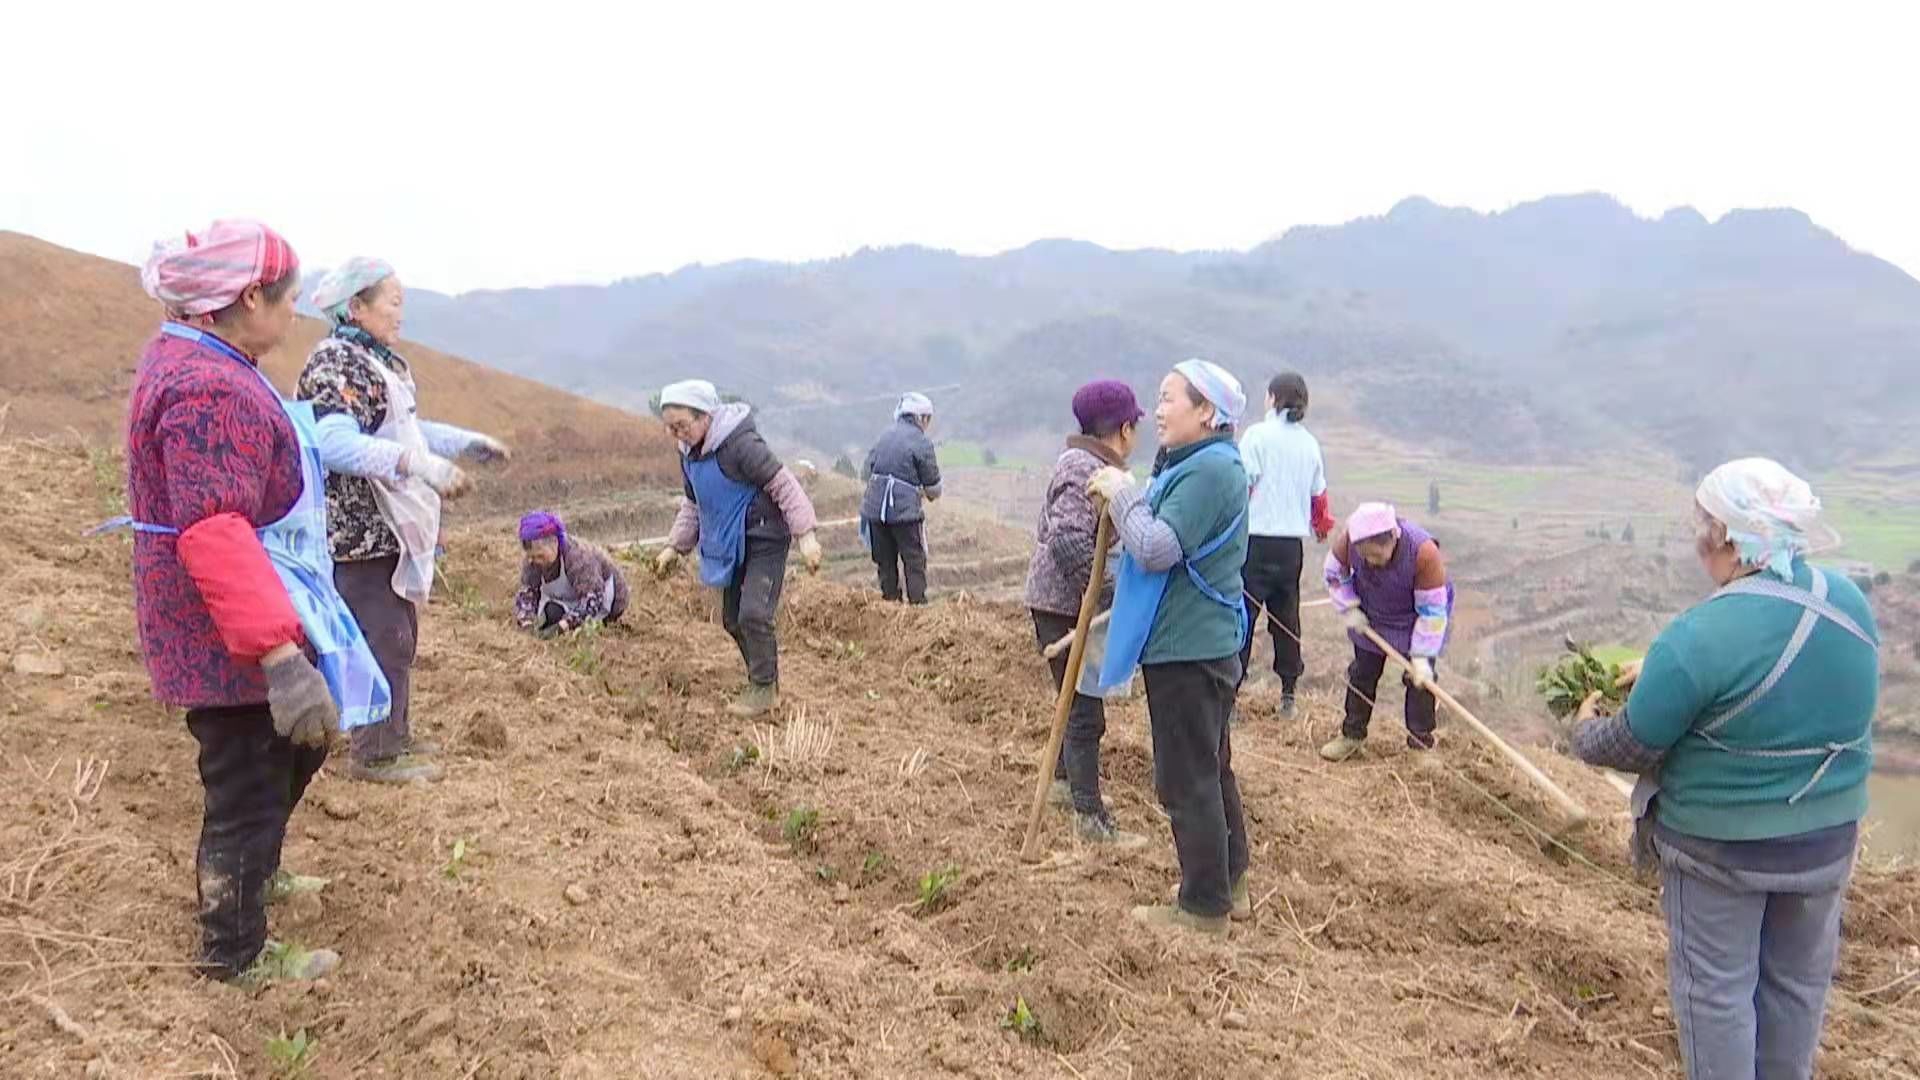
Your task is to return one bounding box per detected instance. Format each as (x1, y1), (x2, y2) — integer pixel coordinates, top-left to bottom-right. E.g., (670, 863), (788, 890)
(1570, 458), (1877, 1080)
(1318, 502), (1453, 762)
(1236, 371), (1334, 716)
(1089, 359), (1252, 935)
(861, 392), (943, 604)
(121, 220), (391, 983)
(298, 257), (512, 785)
(1024, 379), (1144, 845)
(655, 379), (824, 717)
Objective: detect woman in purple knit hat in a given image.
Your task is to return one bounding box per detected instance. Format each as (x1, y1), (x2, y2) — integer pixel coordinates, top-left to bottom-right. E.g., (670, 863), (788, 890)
(514, 511), (630, 637)
(1022, 380), (1145, 845)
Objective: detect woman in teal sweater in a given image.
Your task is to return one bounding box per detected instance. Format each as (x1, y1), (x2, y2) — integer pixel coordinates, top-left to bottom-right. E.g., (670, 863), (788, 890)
(1571, 458), (1879, 1080)
(1089, 359), (1251, 935)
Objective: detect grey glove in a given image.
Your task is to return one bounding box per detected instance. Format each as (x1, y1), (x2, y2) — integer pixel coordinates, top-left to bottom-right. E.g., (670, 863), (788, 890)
(264, 653), (340, 748)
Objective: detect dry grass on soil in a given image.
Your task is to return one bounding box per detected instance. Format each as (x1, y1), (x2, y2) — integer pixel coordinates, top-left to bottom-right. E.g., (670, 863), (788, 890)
(3, 438), (1918, 1079)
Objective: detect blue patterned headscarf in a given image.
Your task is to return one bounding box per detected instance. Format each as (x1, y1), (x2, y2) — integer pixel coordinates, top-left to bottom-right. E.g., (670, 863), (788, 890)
(1173, 359), (1245, 430)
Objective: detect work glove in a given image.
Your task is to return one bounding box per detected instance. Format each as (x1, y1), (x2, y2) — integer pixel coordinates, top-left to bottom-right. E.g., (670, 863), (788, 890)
(796, 531), (824, 575)
(401, 448), (472, 499)
(653, 546), (682, 579)
(1409, 656), (1436, 692)
(1341, 606), (1370, 632)
(462, 434), (512, 465)
(264, 652), (339, 748)
(1086, 466), (1135, 505)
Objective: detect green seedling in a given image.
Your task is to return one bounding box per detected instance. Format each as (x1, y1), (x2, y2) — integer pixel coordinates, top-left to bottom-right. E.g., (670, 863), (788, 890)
(726, 744), (761, 774)
(265, 1028), (316, 1075)
(443, 837), (473, 880)
(1004, 945), (1038, 973)
(860, 851), (890, 878)
(782, 807), (820, 850)
(999, 996), (1043, 1042)
(814, 864), (836, 882)
(915, 864), (961, 914)
(1537, 637), (1626, 720)
(565, 623), (604, 676)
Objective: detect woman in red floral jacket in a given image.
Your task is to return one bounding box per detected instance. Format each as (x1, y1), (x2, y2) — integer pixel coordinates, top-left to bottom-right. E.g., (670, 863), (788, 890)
(125, 220), (342, 982)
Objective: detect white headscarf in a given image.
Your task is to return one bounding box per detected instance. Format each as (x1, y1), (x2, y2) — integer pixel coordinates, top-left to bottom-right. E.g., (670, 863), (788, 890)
(1695, 457), (1841, 580)
(1173, 359), (1245, 430)
(895, 391), (934, 419)
(659, 379), (721, 414)
(309, 256), (396, 325)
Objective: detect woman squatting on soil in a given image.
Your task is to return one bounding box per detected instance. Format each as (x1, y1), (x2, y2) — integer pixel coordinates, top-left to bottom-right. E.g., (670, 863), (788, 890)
(1024, 379), (1144, 845)
(514, 510), (630, 636)
(654, 379), (824, 718)
(123, 220), (391, 982)
(1088, 360), (1254, 934)
(297, 258), (512, 785)
(1570, 458), (1879, 1080)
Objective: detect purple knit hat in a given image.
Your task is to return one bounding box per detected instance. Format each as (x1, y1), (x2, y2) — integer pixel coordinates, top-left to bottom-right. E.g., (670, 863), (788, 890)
(1071, 380), (1144, 433)
(518, 511), (567, 553)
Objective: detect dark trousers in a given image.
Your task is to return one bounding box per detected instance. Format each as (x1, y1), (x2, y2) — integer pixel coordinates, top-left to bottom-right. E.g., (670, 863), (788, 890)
(186, 704), (327, 978)
(1239, 535), (1305, 689)
(868, 519), (928, 604)
(538, 597), (627, 630)
(725, 535), (790, 686)
(1143, 657), (1249, 918)
(1343, 646), (1438, 748)
(1030, 609), (1107, 816)
(334, 555), (416, 763)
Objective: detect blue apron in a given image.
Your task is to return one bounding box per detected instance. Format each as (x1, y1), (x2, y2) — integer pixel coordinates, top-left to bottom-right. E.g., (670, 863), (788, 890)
(95, 323), (392, 729)
(682, 453), (761, 588)
(1096, 441), (1247, 691)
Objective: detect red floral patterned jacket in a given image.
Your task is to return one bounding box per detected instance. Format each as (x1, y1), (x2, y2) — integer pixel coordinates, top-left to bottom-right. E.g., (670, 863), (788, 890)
(125, 327), (306, 708)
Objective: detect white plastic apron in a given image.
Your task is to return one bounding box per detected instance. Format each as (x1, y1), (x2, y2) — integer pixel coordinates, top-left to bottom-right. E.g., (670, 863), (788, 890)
(365, 353), (441, 606)
(538, 550), (617, 616)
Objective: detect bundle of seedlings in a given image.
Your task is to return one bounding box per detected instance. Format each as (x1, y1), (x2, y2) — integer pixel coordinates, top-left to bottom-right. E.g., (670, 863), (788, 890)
(1537, 636), (1627, 725)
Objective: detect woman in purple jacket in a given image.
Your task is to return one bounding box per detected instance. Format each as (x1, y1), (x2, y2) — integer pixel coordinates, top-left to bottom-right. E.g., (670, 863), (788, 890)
(1023, 380), (1143, 844)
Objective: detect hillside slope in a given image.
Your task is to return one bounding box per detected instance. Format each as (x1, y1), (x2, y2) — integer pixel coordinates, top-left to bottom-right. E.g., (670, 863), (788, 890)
(0, 231), (680, 508)
(3, 438), (1916, 1078)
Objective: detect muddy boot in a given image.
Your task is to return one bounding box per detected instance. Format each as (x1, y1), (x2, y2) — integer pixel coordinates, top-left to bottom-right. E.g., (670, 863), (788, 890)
(1166, 877), (1254, 921)
(1076, 812), (1148, 848)
(1279, 692), (1297, 719)
(266, 869), (329, 906)
(727, 682), (779, 718)
(348, 754), (444, 784)
(240, 941), (340, 985)
(1318, 735), (1365, 763)
(1130, 904), (1228, 936)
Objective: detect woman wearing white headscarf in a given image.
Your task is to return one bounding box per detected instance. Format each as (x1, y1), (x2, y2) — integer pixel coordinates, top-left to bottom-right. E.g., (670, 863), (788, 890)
(297, 257), (511, 784)
(1086, 359), (1253, 935)
(1571, 458), (1879, 1080)
(859, 391), (943, 604)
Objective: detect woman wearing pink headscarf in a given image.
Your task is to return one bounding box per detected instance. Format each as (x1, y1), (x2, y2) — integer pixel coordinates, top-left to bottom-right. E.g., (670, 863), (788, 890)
(124, 220), (342, 983)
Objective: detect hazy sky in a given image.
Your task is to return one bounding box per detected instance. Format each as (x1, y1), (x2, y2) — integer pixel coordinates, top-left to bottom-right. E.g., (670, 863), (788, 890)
(6, 1), (1914, 294)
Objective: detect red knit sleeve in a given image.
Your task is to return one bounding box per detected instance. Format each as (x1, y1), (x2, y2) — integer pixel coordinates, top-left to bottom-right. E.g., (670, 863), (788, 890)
(177, 513), (305, 662)
(1311, 491), (1335, 541)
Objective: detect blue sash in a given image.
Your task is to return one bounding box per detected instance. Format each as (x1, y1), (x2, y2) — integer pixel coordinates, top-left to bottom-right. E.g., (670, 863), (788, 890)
(683, 453), (760, 588)
(96, 323), (392, 728)
(1096, 441), (1247, 690)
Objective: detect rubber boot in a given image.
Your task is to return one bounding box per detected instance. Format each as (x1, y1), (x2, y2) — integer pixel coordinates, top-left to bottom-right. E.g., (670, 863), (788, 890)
(727, 682), (779, 718)
(1130, 904), (1228, 936)
(1168, 875), (1253, 921)
(1318, 735), (1365, 763)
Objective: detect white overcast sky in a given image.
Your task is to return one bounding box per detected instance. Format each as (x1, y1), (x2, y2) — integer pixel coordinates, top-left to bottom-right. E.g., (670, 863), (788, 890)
(5, 1), (1914, 294)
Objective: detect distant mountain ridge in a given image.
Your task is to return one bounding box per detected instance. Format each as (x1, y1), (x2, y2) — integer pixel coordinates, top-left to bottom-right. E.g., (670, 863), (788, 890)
(154, 195), (1920, 473)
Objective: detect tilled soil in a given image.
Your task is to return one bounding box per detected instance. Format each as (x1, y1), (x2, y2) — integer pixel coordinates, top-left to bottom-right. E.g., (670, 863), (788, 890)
(3, 438), (1917, 1079)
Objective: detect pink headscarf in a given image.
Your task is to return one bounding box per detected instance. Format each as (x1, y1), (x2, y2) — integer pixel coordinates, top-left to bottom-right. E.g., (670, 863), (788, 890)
(1347, 502), (1398, 542)
(140, 220), (299, 319)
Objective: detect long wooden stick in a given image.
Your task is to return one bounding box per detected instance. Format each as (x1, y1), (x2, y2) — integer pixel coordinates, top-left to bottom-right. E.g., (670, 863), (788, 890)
(1021, 501), (1113, 860)
(1356, 623), (1588, 825)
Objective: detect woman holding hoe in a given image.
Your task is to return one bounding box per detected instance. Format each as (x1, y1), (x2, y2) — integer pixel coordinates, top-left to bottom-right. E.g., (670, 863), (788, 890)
(1088, 359), (1252, 934)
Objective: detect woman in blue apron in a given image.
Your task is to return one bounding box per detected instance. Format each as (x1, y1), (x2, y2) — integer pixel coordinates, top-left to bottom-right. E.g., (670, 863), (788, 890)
(652, 379), (824, 717)
(120, 221), (389, 983)
(1570, 458), (1878, 1080)
(1088, 359), (1253, 935)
